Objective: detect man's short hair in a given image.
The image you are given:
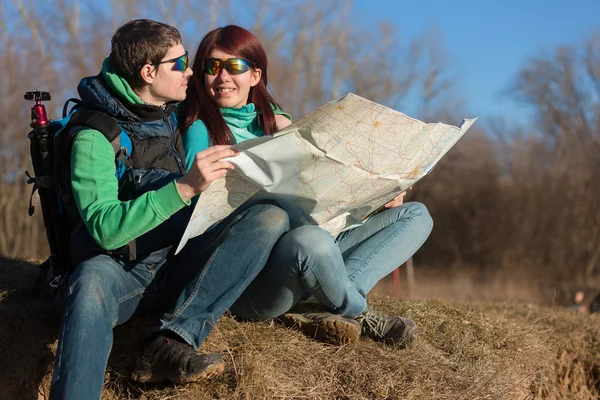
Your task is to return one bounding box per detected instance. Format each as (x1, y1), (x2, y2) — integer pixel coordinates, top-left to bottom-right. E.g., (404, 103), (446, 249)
(110, 19), (182, 90)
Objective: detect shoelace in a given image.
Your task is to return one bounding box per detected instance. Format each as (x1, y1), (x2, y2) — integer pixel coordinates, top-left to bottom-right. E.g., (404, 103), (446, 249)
(355, 308), (389, 338)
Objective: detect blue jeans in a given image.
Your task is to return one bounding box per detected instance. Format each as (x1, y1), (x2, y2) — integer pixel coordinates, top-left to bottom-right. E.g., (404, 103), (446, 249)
(230, 202), (433, 319)
(50, 204), (289, 400)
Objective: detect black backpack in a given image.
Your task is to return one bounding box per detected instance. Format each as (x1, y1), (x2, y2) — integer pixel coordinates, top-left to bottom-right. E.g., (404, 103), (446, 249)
(24, 90), (133, 297)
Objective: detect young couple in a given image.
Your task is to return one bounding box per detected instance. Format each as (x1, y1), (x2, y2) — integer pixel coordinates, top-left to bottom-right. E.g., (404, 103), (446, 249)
(49, 19), (432, 400)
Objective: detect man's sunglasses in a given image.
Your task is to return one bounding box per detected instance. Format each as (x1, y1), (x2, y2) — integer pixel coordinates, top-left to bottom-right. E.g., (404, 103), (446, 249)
(152, 51), (189, 72)
(204, 58), (252, 76)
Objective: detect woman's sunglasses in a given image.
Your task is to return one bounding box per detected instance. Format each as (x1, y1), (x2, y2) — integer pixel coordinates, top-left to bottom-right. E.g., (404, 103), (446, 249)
(152, 51), (189, 72)
(204, 58), (252, 76)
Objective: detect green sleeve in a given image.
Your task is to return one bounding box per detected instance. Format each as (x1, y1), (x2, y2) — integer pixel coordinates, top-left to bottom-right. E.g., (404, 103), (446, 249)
(71, 129), (190, 250)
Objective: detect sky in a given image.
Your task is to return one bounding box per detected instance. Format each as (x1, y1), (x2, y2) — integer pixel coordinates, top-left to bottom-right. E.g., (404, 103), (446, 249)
(352, 0), (600, 126)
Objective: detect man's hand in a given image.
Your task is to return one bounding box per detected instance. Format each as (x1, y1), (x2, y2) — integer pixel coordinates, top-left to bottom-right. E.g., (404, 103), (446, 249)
(176, 145), (238, 201)
(384, 186), (413, 208)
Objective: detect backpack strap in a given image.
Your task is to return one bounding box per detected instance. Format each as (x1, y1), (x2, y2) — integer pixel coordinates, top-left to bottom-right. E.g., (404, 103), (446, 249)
(70, 109), (121, 150)
(70, 109), (134, 177)
(62, 98), (84, 118)
(68, 109), (136, 260)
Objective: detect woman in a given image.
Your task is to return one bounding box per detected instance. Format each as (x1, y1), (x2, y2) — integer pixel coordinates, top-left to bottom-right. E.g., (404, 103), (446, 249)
(181, 25), (433, 347)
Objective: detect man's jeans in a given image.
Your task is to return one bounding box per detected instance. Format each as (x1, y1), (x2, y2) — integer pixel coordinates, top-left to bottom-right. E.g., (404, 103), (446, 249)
(50, 204), (289, 400)
(230, 202), (433, 319)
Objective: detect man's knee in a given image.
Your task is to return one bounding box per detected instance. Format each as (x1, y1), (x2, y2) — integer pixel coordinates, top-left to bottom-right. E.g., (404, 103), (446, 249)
(66, 258), (121, 315)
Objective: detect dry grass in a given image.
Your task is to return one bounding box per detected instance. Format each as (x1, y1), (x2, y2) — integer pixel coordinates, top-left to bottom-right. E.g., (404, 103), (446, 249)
(1, 256), (599, 400)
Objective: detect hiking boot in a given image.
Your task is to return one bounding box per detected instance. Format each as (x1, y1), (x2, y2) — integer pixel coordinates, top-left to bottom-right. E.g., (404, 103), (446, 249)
(279, 311), (361, 345)
(131, 332), (225, 384)
(355, 307), (415, 348)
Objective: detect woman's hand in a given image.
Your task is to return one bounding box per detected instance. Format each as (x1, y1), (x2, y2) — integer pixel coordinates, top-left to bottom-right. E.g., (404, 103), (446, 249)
(384, 186), (413, 208)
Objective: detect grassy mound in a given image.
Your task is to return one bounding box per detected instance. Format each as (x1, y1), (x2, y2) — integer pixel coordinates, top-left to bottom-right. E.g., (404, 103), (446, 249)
(1, 256), (599, 399)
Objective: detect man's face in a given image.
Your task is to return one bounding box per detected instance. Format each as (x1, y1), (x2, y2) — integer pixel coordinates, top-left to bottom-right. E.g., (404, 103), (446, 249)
(146, 43), (193, 104)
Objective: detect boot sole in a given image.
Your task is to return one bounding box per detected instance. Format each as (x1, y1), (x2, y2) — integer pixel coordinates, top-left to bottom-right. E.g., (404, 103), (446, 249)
(132, 359), (225, 384)
(171, 360), (225, 384)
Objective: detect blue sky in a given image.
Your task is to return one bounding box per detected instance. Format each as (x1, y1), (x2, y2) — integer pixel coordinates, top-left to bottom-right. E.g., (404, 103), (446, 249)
(352, 0), (600, 125)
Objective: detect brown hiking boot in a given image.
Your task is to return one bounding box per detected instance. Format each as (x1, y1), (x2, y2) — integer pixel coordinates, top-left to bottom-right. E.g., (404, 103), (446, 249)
(278, 302), (360, 345)
(131, 332), (225, 384)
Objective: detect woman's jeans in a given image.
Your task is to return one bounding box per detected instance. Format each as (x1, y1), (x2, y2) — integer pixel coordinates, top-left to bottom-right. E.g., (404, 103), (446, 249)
(230, 202), (433, 319)
(50, 203), (289, 400)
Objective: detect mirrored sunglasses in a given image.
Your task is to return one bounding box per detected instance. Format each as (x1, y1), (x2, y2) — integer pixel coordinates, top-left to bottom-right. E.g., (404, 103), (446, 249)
(204, 58), (252, 76)
(152, 51), (189, 72)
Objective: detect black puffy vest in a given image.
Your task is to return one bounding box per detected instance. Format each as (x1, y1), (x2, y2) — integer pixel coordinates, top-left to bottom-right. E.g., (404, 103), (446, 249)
(66, 75), (190, 265)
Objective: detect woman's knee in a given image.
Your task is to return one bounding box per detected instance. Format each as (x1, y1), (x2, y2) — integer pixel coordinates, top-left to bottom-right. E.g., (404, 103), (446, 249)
(282, 225), (337, 256)
(269, 226), (342, 277)
(247, 204), (290, 236)
(406, 201), (433, 224)
(402, 202), (434, 238)
(380, 202), (433, 239)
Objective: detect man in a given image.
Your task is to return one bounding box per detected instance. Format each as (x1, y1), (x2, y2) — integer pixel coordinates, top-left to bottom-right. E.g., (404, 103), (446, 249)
(49, 19), (290, 399)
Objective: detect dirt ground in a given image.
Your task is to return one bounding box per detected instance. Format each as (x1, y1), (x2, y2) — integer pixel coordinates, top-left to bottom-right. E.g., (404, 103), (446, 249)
(2, 256), (600, 400)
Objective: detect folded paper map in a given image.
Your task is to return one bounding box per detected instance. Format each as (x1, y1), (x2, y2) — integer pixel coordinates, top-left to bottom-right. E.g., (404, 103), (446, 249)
(176, 93), (476, 254)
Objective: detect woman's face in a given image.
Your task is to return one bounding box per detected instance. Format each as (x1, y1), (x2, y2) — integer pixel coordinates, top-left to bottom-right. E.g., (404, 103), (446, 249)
(204, 49), (262, 109)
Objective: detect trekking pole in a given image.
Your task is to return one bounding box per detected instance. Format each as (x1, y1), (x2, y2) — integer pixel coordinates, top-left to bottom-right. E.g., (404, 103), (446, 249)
(25, 91), (66, 294)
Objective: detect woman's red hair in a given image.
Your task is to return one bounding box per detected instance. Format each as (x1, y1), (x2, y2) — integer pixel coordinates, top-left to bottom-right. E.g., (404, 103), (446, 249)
(181, 25), (282, 145)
